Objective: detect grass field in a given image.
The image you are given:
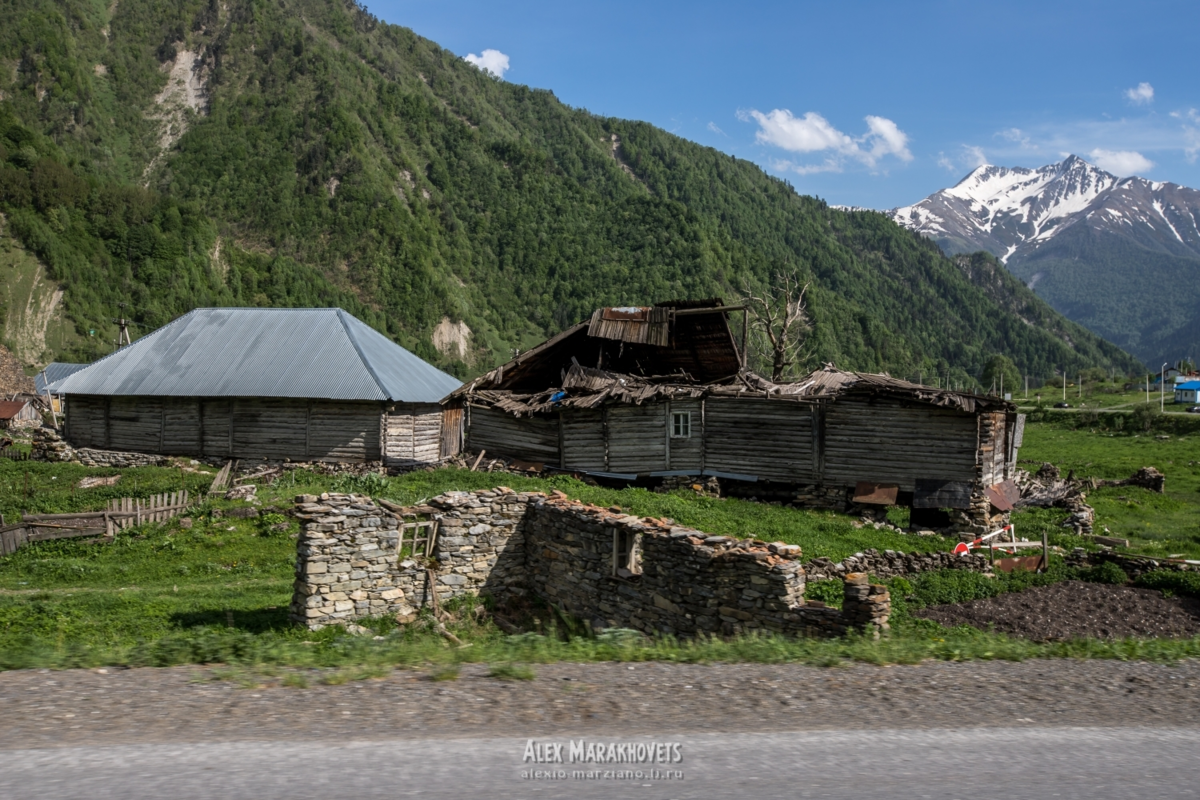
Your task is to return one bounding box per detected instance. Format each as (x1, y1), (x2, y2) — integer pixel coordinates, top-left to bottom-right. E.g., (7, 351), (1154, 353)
(1014, 421), (1200, 559)
(1, 419), (1198, 672)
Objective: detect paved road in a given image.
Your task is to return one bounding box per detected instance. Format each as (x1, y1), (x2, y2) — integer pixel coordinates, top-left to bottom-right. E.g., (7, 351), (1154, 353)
(4, 726), (1197, 800)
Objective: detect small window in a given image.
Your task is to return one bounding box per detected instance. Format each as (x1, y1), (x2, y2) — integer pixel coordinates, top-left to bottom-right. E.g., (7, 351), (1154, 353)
(671, 411), (691, 438)
(612, 529), (642, 578)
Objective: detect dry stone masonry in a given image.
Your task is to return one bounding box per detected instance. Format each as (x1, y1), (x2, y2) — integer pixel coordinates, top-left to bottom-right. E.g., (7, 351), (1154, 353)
(292, 489), (998, 638)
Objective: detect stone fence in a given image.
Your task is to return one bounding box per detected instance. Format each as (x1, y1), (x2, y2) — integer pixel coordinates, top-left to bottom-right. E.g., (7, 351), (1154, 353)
(291, 489), (996, 638)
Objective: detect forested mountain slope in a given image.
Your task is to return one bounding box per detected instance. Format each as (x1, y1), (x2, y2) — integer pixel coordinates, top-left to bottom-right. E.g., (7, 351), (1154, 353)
(0, 0), (1141, 383)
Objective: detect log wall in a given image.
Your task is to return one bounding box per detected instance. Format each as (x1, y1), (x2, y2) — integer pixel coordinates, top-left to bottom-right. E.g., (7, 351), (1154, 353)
(823, 398), (978, 490)
(384, 403), (445, 467)
(703, 398), (815, 482)
(466, 405), (560, 466)
(607, 403), (667, 474)
(561, 408), (605, 471)
(65, 395), (392, 462)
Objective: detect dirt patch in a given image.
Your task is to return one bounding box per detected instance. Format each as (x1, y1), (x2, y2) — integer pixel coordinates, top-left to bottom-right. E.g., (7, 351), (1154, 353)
(432, 317), (471, 362)
(915, 580), (1200, 641)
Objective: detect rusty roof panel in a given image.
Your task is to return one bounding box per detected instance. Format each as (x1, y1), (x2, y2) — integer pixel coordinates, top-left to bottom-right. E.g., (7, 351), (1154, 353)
(588, 306), (670, 347)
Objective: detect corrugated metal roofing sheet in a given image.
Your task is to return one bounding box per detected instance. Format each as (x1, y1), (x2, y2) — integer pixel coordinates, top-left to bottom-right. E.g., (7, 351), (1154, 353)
(48, 308), (461, 402)
(35, 362), (89, 394)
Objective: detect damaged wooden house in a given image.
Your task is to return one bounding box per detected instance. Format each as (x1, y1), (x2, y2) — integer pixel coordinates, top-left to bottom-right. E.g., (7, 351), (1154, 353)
(448, 300), (1024, 534)
(48, 308), (463, 466)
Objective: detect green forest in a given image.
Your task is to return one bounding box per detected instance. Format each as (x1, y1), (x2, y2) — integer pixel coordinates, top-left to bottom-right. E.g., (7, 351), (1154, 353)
(0, 0), (1143, 384)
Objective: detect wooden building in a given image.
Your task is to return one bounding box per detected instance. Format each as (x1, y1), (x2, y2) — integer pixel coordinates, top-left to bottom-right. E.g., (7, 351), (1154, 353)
(49, 308), (463, 465)
(449, 300), (1023, 530)
(0, 399), (41, 429)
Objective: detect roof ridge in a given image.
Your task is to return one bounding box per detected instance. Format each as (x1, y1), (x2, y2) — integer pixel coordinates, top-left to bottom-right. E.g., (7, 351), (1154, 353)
(336, 310), (392, 401)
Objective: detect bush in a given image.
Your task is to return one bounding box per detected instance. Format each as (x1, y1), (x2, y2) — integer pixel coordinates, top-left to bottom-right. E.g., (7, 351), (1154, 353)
(1133, 570), (1200, 598)
(1080, 561), (1129, 585)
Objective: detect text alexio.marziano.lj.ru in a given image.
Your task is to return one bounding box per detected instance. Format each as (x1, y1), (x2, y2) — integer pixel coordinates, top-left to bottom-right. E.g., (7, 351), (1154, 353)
(523, 739), (683, 765)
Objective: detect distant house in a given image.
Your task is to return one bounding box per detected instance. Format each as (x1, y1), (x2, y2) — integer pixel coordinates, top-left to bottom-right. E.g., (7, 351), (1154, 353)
(36, 362), (89, 395)
(0, 399), (40, 429)
(1175, 381), (1200, 404)
(48, 308), (463, 465)
(449, 299), (1022, 532)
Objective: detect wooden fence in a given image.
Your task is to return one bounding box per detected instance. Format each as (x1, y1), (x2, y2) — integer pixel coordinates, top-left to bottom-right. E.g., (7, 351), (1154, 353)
(1, 491), (191, 556)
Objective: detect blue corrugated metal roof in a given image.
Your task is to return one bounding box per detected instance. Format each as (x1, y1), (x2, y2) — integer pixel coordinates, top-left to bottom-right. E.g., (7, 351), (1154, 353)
(48, 308), (461, 402)
(35, 362), (90, 394)
(1176, 381), (1200, 390)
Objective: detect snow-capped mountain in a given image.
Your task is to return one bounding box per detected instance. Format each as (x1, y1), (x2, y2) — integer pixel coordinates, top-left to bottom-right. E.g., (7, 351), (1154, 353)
(891, 156), (1200, 366)
(891, 155), (1200, 263)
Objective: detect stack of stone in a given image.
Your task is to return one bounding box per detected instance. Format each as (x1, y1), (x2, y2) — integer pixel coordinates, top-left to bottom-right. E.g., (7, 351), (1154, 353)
(31, 426), (75, 462)
(840, 572), (891, 636)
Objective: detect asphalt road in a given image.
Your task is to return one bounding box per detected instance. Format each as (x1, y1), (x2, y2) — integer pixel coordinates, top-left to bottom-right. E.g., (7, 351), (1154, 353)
(4, 726), (1197, 800)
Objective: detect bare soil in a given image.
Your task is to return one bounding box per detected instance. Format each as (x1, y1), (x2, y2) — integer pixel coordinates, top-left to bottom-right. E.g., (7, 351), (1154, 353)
(0, 659), (1197, 749)
(915, 581), (1200, 641)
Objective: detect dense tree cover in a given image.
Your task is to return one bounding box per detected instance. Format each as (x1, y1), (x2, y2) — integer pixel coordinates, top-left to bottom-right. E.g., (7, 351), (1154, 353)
(0, 0), (1143, 381)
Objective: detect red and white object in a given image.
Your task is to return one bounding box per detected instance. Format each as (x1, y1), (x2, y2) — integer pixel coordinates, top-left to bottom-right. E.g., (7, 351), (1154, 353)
(954, 524), (1014, 555)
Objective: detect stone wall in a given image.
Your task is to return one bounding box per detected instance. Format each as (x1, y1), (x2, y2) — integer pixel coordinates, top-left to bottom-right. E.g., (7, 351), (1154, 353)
(802, 548), (991, 581)
(291, 489), (903, 638)
(290, 489), (536, 628)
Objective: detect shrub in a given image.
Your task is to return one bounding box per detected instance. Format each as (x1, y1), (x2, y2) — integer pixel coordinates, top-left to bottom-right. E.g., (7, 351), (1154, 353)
(1133, 570), (1200, 598)
(1080, 561), (1129, 585)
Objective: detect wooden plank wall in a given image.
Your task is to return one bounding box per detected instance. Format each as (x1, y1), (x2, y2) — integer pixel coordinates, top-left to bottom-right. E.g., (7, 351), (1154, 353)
(667, 398), (703, 472)
(607, 404), (667, 474)
(66, 395), (107, 448)
(978, 411), (1010, 486)
(823, 398), (978, 490)
(704, 398), (814, 482)
(202, 400), (232, 456)
(384, 403), (444, 467)
(466, 405), (560, 465)
(440, 406), (463, 460)
(561, 409), (605, 470)
(307, 400), (381, 461)
(65, 396), (386, 462)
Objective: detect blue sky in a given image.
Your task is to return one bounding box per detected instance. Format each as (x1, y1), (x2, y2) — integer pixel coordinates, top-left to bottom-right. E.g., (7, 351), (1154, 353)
(364, 0), (1200, 209)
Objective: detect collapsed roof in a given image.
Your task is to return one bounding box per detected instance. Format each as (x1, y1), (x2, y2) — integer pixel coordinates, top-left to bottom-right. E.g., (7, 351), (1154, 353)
(453, 298), (1013, 415)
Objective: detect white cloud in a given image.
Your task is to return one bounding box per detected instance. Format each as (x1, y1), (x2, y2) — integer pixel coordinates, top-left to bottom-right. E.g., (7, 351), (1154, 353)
(863, 115), (913, 163)
(707, 121), (726, 136)
(1088, 148), (1154, 175)
(997, 127), (1036, 149)
(936, 145), (988, 173)
(1124, 82), (1154, 105)
(740, 109), (912, 172)
(464, 49), (510, 78)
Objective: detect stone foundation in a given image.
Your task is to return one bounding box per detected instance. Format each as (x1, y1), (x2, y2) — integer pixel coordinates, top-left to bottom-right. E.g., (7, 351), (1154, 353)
(291, 489), (1000, 638)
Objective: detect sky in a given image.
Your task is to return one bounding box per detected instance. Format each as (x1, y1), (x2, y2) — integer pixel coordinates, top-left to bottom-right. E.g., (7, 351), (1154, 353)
(363, 0), (1200, 209)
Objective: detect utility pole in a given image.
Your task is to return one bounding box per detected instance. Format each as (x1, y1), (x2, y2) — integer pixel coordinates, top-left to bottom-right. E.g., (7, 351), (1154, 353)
(1078, 374), (1082, 399)
(1062, 372), (1066, 402)
(1161, 362), (1168, 412)
(111, 303), (134, 349)
(1024, 375), (1028, 398)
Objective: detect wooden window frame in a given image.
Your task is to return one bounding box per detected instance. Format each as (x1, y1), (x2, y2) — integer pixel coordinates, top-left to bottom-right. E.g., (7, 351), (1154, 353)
(670, 410), (691, 439)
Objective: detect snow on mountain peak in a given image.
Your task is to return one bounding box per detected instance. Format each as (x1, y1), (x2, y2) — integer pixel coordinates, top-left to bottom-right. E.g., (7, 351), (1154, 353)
(890, 156), (1200, 266)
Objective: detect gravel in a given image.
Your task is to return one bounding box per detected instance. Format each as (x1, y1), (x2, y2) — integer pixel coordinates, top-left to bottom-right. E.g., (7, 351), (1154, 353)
(914, 581), (1200, 641)
(1, 658), (1197, 749)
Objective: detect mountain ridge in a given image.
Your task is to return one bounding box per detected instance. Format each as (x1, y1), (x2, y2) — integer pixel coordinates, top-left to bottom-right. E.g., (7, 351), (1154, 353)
(892, 156), (1200, 364)
(0, 0), (1142, 385)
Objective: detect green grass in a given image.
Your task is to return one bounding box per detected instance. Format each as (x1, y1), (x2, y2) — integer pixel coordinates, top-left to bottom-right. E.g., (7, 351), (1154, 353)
(3, 420), (1199, 673)
(1014, 423), (1200, 559)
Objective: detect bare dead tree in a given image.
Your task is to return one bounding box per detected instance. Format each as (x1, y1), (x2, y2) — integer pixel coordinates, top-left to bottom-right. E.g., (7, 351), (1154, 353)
(742, 270), (812, 382)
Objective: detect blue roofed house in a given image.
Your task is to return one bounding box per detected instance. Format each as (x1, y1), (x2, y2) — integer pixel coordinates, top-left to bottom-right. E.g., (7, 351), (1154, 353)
(48, 308), (463, 466)
(1175, 380), (1200, 405)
